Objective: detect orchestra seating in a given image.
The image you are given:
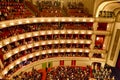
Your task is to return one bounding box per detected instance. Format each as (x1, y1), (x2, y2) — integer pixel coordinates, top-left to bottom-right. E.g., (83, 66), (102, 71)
(0, 0), (118, 80)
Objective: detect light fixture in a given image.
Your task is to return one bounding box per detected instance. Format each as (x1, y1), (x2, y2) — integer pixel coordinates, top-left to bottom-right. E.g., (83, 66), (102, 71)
(3, 70), (8, 75)
(35, 52), (40, 56)
(83, 19), (86, 22)
(41, 19), (45, 22)
(16, 60), (20, 64)
(2, 24), (6, 28)
(55, 18), (59, 22)
(48, 19), (51, 22)
(67, 40), (71, 43)
(62, 18), (65, 21)
(90, 19), (94, 22)
(86, 40), (91, 44)
(5, 41), (9, 45)
(48, 50), (52, 53)
(54, 30), (59, 34)
(41, 31), (46, 35)
(34, 32), (39, 36)
(12, 38), (17, 41)
(26, 20), (30, 23)
(29, 54), (33, 58)
(74, 30), (79, 34)
(96, 37), (100, 40)
(79, 49), (83, 52)
(67, 30), (72, 34)
(33, 19), (38, 23)
(9, 65), (14, 69)
(85, 49), (89, 52)
(87, 31), (92, 34)
(66, 49), (70, 52)
(69, 18), (72, 22)
(27, 44), (33, 48)
(60, 49), (65, 52)
(80, 40), (84, 43)
(54, 49), (58, 53)
(22, 57), (27, 61)
(41, 41), (46, 45)
(48, 41), (52, 44)
(0, 43), (2, 48)
(55, 40), (59, 44)
(18, 21), (22, 24)
(61, 30), (65, 34)
(10, 22), (14, 26)
(61, 40), (65, 43)
(48, 31), (52, 34)
(21, 46), (26, 50)
(26, 34), (32, 37)
(73, 40), (77, 43)
(81, 31), (86, 34)
(19, 35), (24, 39)
(42, 51), (46, 54)
(15, 50), (19, 53)
(75, 19), (79, 22)
(73, 49), (77, 52)
(34, 42), (39, 46)
(7, 53), (12, 58)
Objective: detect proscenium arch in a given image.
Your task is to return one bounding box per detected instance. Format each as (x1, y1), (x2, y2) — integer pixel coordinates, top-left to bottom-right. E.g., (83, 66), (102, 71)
(95, 1), (120, 17)
(113, 8), (120, 16)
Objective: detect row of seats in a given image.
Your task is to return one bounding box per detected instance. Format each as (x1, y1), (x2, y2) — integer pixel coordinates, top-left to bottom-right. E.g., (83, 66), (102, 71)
(0, 0), (23, 2)
(38, 1), (62, 17)
(3, 53), (89, 77)
(1, 34), (91, 53)
(12, 68), (43, 80)
(99, 11), (115, 18)
(0, 0), (91, 20)
(3, 43), (91, 67)
(0, 1), (34, 21)
(0, 22), (93, 41)
(47, 66), (91, 80)
(39, 1), (61, 9)
(37, 1), (91, 17)
(92, 65), (115, 80)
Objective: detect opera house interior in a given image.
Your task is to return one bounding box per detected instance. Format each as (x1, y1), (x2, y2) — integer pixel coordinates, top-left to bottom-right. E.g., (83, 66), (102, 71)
(0, 0), (120, 80)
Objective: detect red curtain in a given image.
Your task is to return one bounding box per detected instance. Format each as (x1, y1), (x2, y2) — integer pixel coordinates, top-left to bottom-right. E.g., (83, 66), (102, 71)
(71, 60), (76, 66)
(60, 60), (64, 66)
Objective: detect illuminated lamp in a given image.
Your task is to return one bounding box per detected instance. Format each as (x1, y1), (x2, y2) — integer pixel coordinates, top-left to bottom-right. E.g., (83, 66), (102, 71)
(66, 49), (70, 52)
(2, 24), (6, 28)
(18, 21), (22, 24)
(26, 20), (30, 23)
(33, 19), (38, 23)
(10, 22), (14, 26)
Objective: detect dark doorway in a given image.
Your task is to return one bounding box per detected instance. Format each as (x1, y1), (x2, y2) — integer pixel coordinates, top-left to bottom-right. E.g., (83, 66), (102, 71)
(116, 51), (120, 69)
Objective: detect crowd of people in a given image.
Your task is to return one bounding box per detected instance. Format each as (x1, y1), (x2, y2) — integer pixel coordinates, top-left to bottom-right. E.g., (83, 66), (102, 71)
(46, 66), (91, 80)
(0, 0), (92, 20)
(0, 22), (93, 41)
(2, 64), (116, 80)
(12, 68), (43, 80)
(99, 11), (115, 18)
(0, 0), (34, 21)
(92, 63), (115, 80)
(3, 42), (90, 67)
(36, 1), (91, 17)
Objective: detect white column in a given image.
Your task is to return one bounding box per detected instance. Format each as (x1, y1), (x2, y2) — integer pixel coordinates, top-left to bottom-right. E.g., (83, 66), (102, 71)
(93, 22), (98, 31)
(90, 34), (96, 49)
(0, 59), (3, 69)
(102, 36), (110, 51)
(107, 23), (114, 31)
(90, 22), (98, 50)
